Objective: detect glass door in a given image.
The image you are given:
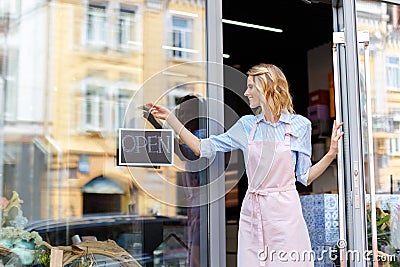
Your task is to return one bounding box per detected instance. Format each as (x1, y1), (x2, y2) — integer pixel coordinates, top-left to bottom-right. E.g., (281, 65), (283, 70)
(333, 0), (400, 266)
(355, 0), (400, 266)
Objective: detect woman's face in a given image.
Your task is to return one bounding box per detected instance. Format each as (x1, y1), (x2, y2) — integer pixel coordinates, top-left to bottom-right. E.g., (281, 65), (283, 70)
(244, 76), (261, 108)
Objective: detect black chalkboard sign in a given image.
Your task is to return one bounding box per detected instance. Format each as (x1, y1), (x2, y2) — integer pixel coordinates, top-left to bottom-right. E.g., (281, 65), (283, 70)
(118, 128), (174, 166)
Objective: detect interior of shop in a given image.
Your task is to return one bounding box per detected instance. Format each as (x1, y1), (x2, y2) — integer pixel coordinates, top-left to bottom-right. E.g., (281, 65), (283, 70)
(221, 0), (336, 214)
(221, 2), (337, 265)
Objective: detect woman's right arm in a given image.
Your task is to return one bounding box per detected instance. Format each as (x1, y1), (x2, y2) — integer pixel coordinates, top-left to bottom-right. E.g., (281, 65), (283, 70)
(147, 103), (201, 156)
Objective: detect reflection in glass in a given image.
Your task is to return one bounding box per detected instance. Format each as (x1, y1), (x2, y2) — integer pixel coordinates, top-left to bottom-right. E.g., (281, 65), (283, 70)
(87, 4), (106, 47)
(0, 0), (206, 266)
(357, 0), (400, 264)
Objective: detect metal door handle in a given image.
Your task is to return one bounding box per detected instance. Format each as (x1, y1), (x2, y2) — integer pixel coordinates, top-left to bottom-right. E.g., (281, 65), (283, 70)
(362, 33), (379, 266)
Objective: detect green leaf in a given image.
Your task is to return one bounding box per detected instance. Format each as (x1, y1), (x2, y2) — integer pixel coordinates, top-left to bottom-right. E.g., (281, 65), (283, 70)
(376, 214), (390, 227)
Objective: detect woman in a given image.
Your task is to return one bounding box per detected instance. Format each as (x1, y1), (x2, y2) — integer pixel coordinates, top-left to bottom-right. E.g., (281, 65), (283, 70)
(147, 63), (343, 266)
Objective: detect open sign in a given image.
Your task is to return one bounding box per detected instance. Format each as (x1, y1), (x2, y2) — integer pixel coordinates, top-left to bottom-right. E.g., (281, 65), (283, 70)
(118, 128), (174, 166)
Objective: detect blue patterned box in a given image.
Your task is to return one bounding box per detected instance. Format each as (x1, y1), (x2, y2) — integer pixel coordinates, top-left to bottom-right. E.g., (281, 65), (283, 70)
(300, 194), (339, 266)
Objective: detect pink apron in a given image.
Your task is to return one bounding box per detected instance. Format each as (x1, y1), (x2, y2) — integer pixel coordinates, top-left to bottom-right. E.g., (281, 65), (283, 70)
(237, 122), (313, 266)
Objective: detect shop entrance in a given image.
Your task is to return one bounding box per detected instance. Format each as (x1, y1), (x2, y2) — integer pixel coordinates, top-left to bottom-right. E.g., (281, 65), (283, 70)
(222, 1), (335, 266)
(221, 1), (400, 266)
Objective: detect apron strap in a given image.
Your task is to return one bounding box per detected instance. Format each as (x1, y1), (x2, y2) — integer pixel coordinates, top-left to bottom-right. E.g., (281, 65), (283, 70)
(284, 123), (291, 144)
(249, 193), (267, 265)
(249, 122), (258, 141)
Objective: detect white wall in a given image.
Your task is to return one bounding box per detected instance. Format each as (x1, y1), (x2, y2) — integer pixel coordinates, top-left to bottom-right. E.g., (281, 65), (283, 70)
(307, 42), (332, 92)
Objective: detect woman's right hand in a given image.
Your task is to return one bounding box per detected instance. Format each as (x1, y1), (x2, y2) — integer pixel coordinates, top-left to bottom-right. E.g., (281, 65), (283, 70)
(328, 120), (344, 158)
(145, 103), (172, 121)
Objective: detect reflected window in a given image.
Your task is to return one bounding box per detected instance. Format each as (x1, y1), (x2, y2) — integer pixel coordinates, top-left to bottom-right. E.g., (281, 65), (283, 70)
(0, 0), (21, 19)
(391, 109), (400, 133)
(394, 120), (400, 133)
(386, 56), (400, 90)
(3, 49), (18, 121)
(81, 84), (108, 132)
(116, 89), (131, 128)
(118, 8), (136, 50)
(172, 16), (192, 59)
(86, 4), (107, 47)
(390, 138), (400, 156)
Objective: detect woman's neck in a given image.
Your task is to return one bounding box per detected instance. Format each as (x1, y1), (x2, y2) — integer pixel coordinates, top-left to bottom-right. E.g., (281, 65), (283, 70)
(263, 113), (280, 123)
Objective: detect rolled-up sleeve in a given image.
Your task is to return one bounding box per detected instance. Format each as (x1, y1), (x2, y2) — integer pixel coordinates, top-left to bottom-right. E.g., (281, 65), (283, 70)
(200, 138), (216, 158)
(200, 118), (247, 159)
(292, 120), (312, 186)
(295, 152), (311, 186)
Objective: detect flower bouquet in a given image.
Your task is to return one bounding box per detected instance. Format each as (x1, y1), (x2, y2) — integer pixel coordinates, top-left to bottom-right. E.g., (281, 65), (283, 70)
(0, 191), (50, 266)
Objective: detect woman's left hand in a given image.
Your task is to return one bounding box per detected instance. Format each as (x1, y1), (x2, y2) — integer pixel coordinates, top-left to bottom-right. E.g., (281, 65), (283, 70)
(146, 103), (172, 121)
(328, 120), (344, 157)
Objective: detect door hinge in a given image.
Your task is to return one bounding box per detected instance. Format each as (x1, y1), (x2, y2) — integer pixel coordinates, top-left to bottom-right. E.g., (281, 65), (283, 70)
(333, 31), (370, 45)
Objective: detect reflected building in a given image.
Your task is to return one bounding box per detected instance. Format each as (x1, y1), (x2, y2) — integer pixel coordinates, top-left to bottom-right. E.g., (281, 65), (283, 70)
(1, 0), (206, 221)
(357, 1), (400, 193)
(1, 0), (50, 222)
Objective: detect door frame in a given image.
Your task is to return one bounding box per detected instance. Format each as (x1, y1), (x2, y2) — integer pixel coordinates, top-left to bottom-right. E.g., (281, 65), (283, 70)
(333, 1), (376, 266)
(206, 0), (226, 267)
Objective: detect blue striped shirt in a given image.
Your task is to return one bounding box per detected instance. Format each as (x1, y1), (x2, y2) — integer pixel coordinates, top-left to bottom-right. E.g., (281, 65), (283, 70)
(200, 112), (312, 186)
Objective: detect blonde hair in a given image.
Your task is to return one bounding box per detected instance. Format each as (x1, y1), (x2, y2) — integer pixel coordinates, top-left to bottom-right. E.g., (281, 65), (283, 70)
(247, 63), (294, 119)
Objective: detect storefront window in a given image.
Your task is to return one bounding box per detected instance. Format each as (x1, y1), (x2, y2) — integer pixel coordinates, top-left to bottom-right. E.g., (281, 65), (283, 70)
(0, 0), (207, 266)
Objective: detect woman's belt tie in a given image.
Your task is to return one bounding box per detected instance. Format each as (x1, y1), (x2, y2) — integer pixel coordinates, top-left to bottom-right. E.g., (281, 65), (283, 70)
(248, 185), (296, 266)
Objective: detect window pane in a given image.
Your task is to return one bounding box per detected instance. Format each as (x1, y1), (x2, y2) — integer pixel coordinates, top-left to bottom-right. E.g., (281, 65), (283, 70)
(0, 1), (208, 267)
(171, 16), (192, 59)
(119, 10), (135, 48)
(386, 57), (400, 89)
(87, 5), (106, 45)
(173, 17), (188, 28)
(357, 1), (400, 263)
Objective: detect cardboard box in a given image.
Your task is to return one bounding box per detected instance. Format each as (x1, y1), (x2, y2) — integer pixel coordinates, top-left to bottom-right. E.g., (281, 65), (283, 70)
(309, 89), (329, 106)
(329, 73), (335, 118)
(307, 104), (330, 121)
